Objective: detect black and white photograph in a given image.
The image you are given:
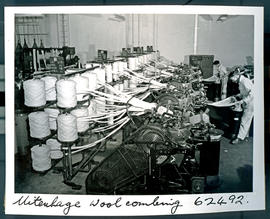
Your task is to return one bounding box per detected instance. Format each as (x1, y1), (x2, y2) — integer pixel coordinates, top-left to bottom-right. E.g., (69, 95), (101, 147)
(4, 5), (265, 216)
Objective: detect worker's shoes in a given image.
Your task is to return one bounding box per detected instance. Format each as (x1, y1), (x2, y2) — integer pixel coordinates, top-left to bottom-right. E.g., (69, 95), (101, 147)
(231, 138), (240, 144)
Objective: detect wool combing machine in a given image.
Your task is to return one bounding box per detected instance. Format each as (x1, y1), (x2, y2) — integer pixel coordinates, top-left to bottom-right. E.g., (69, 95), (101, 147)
(17, 51), (223, 194)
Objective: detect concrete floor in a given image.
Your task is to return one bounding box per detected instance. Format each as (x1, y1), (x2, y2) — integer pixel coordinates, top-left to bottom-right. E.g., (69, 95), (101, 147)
(14, 135), (253, 195)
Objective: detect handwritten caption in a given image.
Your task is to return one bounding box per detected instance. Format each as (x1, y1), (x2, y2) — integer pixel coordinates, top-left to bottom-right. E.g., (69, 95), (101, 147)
(12, 194), (248, 215)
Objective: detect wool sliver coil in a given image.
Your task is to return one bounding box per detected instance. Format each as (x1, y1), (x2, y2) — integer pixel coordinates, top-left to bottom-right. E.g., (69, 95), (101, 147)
(70, 107), (89, 133)
(46, 138), (63, 159)
(41, 76), (57, 101)
(70, 75), (89, 101)
(88, 100), (97, 117)
(57, 113), (78, 142)
(44, 108), (60, 130)
(31, 144), (51, 172)
(28, 111), (51, 139)
(23, 79), (46, 107)
(56, 79), (77, 108)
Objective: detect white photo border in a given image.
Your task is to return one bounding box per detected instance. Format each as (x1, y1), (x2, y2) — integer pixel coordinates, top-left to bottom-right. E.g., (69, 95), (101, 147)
(5, 5), (265, 216)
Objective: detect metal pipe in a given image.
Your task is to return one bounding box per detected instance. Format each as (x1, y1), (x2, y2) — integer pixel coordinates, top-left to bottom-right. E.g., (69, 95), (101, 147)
(138, 14), (140, 46)
(132, 14), (134, 48)
(153, 14), (155, 50)
(68, 145), (73, 178)
(194, 14), (198, 55)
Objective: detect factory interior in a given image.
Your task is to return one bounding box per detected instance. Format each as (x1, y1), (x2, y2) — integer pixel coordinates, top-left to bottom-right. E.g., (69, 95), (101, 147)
(14, 13), (255, 195)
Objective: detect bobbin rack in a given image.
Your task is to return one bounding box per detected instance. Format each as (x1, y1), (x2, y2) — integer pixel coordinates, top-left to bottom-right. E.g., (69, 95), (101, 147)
(18, 49), (160, 190)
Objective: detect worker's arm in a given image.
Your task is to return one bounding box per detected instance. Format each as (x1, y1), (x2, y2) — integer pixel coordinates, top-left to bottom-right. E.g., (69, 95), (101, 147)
(239, 77), (254, 106)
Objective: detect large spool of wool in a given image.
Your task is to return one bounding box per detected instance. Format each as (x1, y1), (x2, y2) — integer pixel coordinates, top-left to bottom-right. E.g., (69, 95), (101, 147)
(82, 71), (98, 91)
(123, 61), (128, 70)
(44, 107), (60, 130)
(118, 61), (125, 73)
(57, 113), (78, 142)
(41, 76), (57, 101)
(28, 111), (51, 139)
(70, 75), (89, 101)
(129, 78), (138, 89)
(128, 57), (138, 70)
(70, 107), (89, 133)
(93, 67), (106, 88)
(31, 144), (51, 172)
(23, 79), (46, 107)
(46, 138), (63, 160)
(105, 64), (113, 83)
(56, 79), (77, 108)
(112, 61), (119, 73)
(138, 55), (144, 65)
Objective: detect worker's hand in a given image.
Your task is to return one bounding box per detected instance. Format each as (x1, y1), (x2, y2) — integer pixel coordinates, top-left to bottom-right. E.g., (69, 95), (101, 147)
(234, 94), (242, 100)
(236, 100), (245, 109)
(239, 100), (246, 108)
(230, 96), (237, 103)
(221, 94), (226, 100)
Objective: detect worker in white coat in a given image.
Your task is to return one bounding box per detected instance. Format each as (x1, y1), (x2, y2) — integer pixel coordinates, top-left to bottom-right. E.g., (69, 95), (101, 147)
(213, 60), (228, 100)
(230, 68), (254, 144)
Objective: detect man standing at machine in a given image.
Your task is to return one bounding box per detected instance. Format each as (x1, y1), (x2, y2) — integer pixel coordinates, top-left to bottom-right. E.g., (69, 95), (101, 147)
(213, 60), (228, 100)
(230, 68), (254, 144)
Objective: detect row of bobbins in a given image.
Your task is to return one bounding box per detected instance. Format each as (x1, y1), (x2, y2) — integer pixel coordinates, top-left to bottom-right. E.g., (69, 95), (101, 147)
(24, 72), (98, 172)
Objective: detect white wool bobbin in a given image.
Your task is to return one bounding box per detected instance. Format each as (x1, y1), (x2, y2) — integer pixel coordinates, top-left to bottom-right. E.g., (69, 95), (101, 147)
(56, 79), (77, 108)
(112, 61), (119, 73)
(28, 111), (51, 139)
(123, 80), (129, 90)
(46, 138), (63, 160)
(40, 76), (57, 101)
(138, 55), (144, 65)
(128, 57), (138, 70)
(71, 107), (89, 133)
(57, 113), (78, 142)
(113, 83), (120, 91)
(123, 61), (128, 70)
(93, 67), (106, 88)
(44, 108), (60, 130)
(23, 79), (46, 107)
(118, 61), (125, 72)
(70, 75), (89, 101)
(31, 144), (51, 172)
(105, 64), (113, 83)
(82, 71), (98, 91)
(119, 82), (124, 91)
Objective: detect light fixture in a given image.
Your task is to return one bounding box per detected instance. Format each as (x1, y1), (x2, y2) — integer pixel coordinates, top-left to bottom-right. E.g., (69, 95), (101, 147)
(216, 15), (229, 22)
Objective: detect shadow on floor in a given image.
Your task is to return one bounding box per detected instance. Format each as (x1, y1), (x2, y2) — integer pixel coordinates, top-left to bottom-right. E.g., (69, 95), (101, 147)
(237, 164), (253, 192)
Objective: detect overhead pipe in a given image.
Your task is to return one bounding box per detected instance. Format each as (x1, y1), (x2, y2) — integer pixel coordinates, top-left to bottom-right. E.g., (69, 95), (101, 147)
(193, 14), (198, 55)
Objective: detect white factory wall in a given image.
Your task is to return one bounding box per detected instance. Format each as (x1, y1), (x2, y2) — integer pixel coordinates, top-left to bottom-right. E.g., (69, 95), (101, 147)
(156, 14), (195, 64)
(44, 14), (254, 68)
(45, 14), (59, 48)
(156, 14), (254, 67)
(69, 14), (126, 64)
(197, 15), (254, 67)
